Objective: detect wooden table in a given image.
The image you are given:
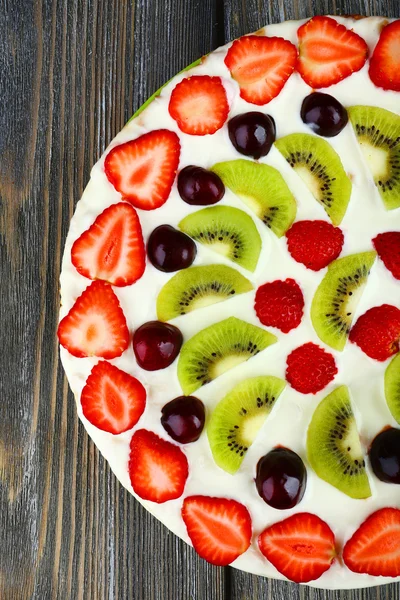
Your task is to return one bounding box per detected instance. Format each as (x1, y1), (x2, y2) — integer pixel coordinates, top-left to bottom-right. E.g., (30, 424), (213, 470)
(2, 1), (400, 598)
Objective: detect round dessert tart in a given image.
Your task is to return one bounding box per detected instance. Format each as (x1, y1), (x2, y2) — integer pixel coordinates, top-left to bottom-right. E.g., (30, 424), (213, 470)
(58, 15), (400, 589)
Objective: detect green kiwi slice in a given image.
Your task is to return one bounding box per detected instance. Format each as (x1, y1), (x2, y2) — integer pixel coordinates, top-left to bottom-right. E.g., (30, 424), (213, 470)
(210, 159), (296, 237)
(275, 133), (352, 225)
(385, 353), (400, 424)
(348, 106), (400, 210)
(207, 376), (286, 474)
(156, 264), (253, 321)
(177, 317), (277, 395)
(307, 385), (371, 499)
(311, 251), (377, 351)
(179, 206), (261, 272)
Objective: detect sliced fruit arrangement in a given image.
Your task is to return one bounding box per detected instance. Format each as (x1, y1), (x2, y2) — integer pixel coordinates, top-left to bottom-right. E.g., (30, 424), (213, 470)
(168, 75), (229, 135)
(147, 225), (197, 272)
(307, 386), (371, 499)
(369, 428), (400, 484)
(207, 376), (286, 474)
(182, 495), (252, 566)
(286, 342), (337, 395)
(179, 205), (262, 272)
(224, 34), (297, 105)
(258, 512), (336, 584)
(348, 106), (400, 210)
(350, 304), (400, 361)
(286, 220), (344, 271)
(228, 112), (276, 158)
(156, 264), (253, 321)
(373, 231), (400, 280)
(297, 16), (368, 89)
(311, 251), (377, 351)
(256, 448), (307, 510)
(104, 130), (180, 210)
(343, 508), (400, 577)
(177, 165), (225, 205)
(301, 92), (348, 138)
(129, 429), (188, 503)
(133, 321), (183, 371)
(177, 317), (277, 395)
(275, 133), (352, 226)
(161, 396), (205, 444)
(81, 361), (146, 434)
(369, 20), (400, 92)
(385, 353), (400, 424)
(58, 280), (129, 358)
(254, 278), (304, 333)
(211, 159), (296, 237)
(71, 203), (145, 286)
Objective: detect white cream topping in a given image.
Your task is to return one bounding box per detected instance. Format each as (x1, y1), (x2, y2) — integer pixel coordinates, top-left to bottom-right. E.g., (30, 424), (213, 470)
(59, 16), (400, 589)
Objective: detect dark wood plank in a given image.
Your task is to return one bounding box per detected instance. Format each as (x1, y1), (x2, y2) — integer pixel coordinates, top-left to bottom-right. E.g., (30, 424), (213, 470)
(0, 1), (226, 598)
(223, 2), (400, 599)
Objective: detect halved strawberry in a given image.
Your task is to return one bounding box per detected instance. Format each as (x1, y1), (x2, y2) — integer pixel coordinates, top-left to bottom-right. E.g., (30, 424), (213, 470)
(181, 495), (252, 566)
(258, 513), (336, 583)
(81, 361), (146, 434)
(71, 203), (146, 286)
(224, 35), (297, 105)
(343, 507), (400, 577)
(297, 16), (368, 88)
(369, 20), (400, 91)
(129, 429), (188, 503)
(168, 76), (229, 135)
(58, 280), (129, 358)
(104, 130), (180, 210)
(373, 231), (400, 280)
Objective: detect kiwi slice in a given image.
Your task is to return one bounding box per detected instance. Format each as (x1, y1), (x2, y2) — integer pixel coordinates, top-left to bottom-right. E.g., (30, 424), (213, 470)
(210, 159), (296, 237)
(177, 317), (277, 395)
(156, 264), (253, 321)
(207, 376), (286, 474)
(385, 353), (400, 424)
(307, 385), (371, 499)
(348, 106), (400, 210)
(311, 251), (376, 351)
(275, 133), (352, 225)
(179, 206), (261, 272)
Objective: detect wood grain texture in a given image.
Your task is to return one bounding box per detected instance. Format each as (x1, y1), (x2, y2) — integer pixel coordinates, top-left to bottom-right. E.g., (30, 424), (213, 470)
(1, 0), (400, 599)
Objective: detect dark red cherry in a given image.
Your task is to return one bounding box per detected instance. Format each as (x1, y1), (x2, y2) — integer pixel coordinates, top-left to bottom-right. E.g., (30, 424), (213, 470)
(147, 225), (197, 272)
(300, 92), (348, 137)
(228, 112), (276, 159)
(177, 166), (225, 205)
(369, 428), (400, 484)
(161, 396), (205, 443)
(255, 447), (307, 510)
(133, 321), (183, 371)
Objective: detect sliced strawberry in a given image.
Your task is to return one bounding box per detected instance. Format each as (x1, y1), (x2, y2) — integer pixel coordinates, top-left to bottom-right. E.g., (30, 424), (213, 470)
(373, 231), (400, 280)
(254, 278), (304, 333)
(104, 130), (180, 210)
(297, 16), (368, 88)
(181, 495), (252, 566)
(369, 20), (400, 91)
(286, 342), (337, 394)
(258, 513), (336, 584)
(71, 203), (146, 286)
(286, 220), (344, 271)
(81, 361), (146, 434)
(58, 280), (129, 358)
(224, 35), (297, 105)
(168, 76), (229, 135)
(129, 429), (188, 503)
(343, 507), (400, 577)
(349, 304), (400, 361)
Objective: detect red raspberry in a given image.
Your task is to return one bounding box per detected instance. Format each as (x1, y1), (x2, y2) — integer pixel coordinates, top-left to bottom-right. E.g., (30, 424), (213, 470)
(373, 232), (400, 280)
(286, 220), (344, 271)
(349, 304), (400, 361)
(254, 279), (304, 333)
(286, 343), (337, 394)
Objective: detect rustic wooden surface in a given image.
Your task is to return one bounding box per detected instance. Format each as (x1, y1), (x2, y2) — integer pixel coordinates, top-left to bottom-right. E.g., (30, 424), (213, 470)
(1, 0), (400, 598)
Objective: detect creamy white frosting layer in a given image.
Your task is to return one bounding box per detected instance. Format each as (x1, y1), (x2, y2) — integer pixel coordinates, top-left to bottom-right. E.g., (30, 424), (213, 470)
(59, 16), (400, 589)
